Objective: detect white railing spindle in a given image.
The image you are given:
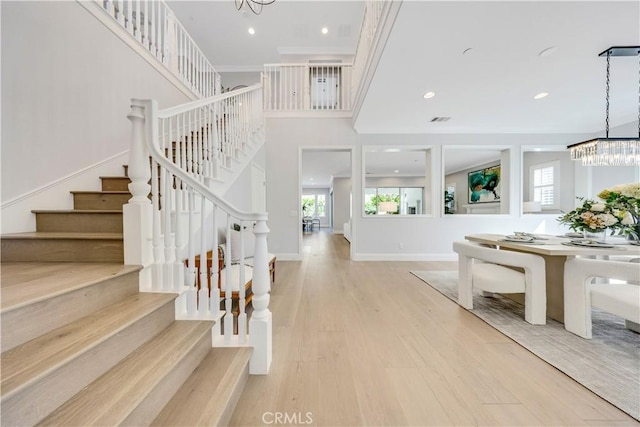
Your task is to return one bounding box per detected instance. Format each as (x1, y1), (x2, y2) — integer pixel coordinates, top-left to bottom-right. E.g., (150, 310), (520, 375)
(93, 0), (220, 99)
(125, 85), (270, 373)
(263, 63), (353, 112)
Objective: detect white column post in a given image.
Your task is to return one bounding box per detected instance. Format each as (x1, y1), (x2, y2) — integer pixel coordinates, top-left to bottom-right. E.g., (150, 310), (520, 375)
(124, 99), (154, 284)
(303, 65), (311, 110)
(249, 219), (272, 374)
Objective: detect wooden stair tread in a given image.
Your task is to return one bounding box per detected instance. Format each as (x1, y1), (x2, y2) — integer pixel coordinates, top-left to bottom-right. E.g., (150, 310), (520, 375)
(38, 320), (214, 426)
(1, 232), (123, 240)
(0, 263), (140, 312)
(152, 347), (252, 426)
(31, 210), (123, 214)
(70, 191), (131, 194)
(1, 292), (177, 399)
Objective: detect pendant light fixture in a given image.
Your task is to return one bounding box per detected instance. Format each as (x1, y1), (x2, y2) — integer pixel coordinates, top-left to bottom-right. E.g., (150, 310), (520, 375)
(236, 0), (275, 15)
(567, 46), (640, 166)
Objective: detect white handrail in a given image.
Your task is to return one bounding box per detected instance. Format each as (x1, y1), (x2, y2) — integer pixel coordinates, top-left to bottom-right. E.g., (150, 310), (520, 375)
(125, 85), (272, 374)
(96, 0), (221, 99)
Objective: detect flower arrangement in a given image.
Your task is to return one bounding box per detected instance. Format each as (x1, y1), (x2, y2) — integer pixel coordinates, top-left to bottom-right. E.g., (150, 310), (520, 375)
(558, 182), (639, 238)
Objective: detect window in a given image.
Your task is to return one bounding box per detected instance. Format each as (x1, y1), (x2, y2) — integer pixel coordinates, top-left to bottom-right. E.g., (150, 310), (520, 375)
(364, 187), (423, 215)
(530, 161), (559, 210)
(316, 195), (326, 217)
(302, 194), (326, 217)
(301, 194), (316, 217)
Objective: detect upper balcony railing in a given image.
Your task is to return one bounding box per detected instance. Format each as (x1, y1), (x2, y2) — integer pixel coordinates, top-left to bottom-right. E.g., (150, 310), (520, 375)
(263, 63), (353, 112)
(262, 1), (391, 113)
(94, 0), (221, 98)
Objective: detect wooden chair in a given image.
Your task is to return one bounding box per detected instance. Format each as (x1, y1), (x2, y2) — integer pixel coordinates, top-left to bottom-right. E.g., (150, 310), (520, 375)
(452, 241), (547, 325)
(191, 247), (276, 314)
(192, 247), (253, 314)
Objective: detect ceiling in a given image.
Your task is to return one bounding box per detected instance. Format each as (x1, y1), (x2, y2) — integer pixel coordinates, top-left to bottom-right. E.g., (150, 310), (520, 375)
(167, 1), (365, 72)
(168, 0), (640, 186)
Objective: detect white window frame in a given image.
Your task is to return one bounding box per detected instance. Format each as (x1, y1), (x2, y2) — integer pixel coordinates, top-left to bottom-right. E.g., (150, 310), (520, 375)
(302, 193), (326, 218)
(529, 160), (560, 211)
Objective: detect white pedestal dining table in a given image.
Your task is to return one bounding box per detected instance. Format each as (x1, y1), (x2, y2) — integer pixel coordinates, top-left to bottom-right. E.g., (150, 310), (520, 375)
(464, 233), (640, 323)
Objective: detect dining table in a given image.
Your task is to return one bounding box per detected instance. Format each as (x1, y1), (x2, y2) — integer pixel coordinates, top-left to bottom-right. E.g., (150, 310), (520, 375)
(464, 233), (640, 322)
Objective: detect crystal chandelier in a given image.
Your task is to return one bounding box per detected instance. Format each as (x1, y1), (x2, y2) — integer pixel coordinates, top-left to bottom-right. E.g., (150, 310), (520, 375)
(235, 0), (275, 15)
(568, 46), (640, 166)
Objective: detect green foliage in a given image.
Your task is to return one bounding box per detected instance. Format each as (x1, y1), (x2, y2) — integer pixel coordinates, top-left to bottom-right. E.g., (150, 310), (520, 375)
(365, 194), (400, 215)
(444, 190), (454, 214)
(302, 198), (314, 217)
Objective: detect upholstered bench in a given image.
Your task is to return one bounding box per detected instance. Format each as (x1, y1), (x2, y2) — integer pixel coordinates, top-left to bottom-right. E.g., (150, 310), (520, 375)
(564, 258), (640, 338)
(453, 240), (547, 325)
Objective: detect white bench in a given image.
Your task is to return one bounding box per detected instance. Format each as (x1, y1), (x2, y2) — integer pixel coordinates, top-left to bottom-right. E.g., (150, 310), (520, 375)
(452, 241), (547, 325)
(564, 258), (640, 339)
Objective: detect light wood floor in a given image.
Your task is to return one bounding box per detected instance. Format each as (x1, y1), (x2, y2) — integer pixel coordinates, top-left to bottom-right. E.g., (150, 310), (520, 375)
(229, 231), (639, 427)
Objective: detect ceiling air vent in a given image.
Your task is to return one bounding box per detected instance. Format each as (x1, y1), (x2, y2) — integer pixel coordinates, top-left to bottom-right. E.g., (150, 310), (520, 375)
(430, 117), (451, 122)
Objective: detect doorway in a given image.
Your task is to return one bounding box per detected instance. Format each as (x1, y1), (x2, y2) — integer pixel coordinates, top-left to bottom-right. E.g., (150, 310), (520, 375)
(300, 148), (353, 257)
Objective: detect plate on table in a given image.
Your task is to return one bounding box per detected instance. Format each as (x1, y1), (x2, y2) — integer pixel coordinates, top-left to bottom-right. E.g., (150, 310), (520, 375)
(561, 232), (584, 238)
(513, 232), (549, 240)
(502, 235), (538, 243)
(562, 240), (615, 249)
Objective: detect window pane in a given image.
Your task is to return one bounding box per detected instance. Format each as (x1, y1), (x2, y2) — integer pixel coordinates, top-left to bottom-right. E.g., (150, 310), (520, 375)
(364, 188), (377, 215)
(401, 187), (423, 215)
(317, 195), (326, 217)
(534, 166), (554, 186)
(376, 188), (400, 214)
(302, 195), (315, 217)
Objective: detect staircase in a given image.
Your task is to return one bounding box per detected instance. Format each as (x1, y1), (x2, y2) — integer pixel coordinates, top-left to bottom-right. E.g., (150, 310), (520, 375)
(0, 167), (252, 426)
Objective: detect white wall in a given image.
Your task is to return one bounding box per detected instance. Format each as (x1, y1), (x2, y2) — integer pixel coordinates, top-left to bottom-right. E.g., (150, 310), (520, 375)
(224, 145), (266, 212)
(219, 72), (262, 92)
(1, 2), (192, 213)
(266, 118), (359, 257)
(265, 116), (604, 260)
(332, 177), (351, 234)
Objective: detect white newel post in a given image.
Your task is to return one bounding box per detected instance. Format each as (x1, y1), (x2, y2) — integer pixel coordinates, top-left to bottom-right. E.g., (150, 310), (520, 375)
(124, 99), (154, 287)
(249, 219), (272, 374)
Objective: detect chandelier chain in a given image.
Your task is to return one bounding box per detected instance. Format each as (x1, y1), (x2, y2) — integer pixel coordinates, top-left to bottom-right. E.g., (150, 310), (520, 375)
(605, 50), (610, 138)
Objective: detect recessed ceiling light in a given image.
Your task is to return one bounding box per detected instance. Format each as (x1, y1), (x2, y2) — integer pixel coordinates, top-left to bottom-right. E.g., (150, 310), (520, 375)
(248, 27), (255, 35)
(394, 170), (399, 173)
(321, 27), (328, 35)
(423, 91), (435, 99)
(309, 177), (314, 181)
(533, 92), (549, 99)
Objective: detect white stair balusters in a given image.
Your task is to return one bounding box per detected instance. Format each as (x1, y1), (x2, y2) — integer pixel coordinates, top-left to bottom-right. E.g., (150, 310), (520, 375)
(124, 85), (271, 373)
(262, 63), (353, 112)
(91, 0), (219, 99)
